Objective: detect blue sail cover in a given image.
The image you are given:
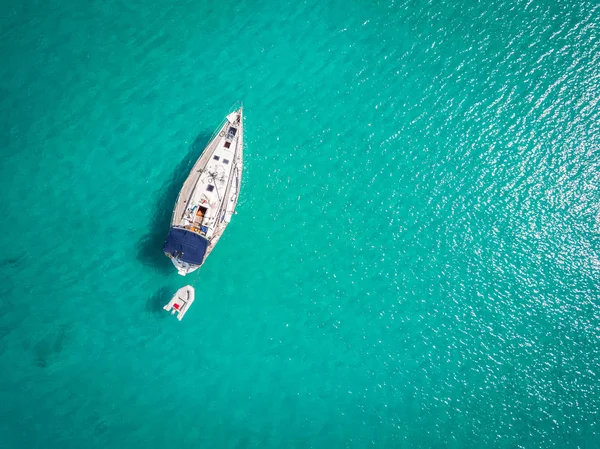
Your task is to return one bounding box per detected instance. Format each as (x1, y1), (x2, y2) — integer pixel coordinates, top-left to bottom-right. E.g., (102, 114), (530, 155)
(162, 227), (209, 265)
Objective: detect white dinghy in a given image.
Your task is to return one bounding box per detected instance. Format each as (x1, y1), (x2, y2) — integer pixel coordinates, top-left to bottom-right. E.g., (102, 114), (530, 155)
(163, 285), (195, 321)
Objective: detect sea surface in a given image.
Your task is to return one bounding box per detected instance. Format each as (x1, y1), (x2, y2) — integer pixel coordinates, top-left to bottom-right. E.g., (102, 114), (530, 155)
(1, 0), (599, 448)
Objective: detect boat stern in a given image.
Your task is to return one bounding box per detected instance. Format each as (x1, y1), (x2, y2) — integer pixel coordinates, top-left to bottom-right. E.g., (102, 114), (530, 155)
(170, 257), (199, 276)
(162, 227), (208, 276)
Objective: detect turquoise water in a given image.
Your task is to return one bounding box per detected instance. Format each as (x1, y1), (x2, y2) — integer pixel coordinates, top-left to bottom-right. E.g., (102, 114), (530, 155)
(1, 0), (599, 447)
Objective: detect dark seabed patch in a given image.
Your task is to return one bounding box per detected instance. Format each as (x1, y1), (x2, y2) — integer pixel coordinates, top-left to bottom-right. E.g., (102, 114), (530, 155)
(33, 324), (70, 369)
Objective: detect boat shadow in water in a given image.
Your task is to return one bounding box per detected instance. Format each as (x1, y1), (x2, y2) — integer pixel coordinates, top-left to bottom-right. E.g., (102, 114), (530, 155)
(146, 286), (172, 314)
(136, 130), (213, 274)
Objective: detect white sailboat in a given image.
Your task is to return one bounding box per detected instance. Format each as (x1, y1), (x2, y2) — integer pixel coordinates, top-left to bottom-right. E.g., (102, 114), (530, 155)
(163, 107), (244, 276)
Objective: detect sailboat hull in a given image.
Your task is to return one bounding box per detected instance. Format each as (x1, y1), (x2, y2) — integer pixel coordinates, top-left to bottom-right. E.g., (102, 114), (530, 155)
(163, 108), (244, 275)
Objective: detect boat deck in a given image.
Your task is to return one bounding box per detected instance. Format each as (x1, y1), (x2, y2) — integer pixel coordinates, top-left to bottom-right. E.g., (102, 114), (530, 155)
(170, 109), (243, 262)
(171, 121), (228, 229)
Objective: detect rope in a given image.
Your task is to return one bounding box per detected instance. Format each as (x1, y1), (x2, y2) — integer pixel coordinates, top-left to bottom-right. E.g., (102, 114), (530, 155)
(190, 264), (202, 287)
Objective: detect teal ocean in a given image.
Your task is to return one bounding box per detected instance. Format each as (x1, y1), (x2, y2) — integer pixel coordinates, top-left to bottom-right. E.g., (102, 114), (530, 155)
(1, 0), (599, 447)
